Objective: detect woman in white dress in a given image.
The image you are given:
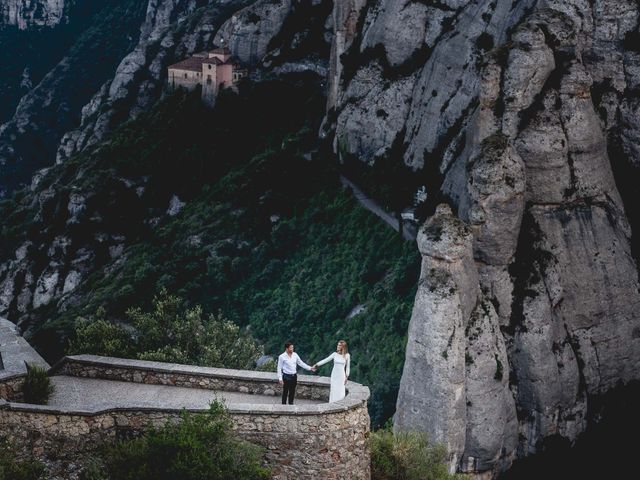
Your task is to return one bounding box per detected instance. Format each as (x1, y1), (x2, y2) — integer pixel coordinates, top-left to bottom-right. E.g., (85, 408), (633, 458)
(313, 340), (351, 403)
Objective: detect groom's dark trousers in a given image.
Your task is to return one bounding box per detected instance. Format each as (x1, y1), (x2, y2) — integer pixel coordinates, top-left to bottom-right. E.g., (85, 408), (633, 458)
(282, 373), (297, 404)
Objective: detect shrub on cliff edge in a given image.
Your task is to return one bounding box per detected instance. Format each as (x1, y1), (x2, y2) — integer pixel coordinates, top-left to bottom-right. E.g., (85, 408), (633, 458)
(98, 401), (269, 480)
(22, 364), (54, 405)
(70, 290), (264, 370)
(0, 440), (45, 480)
(370, 428), (468, 480)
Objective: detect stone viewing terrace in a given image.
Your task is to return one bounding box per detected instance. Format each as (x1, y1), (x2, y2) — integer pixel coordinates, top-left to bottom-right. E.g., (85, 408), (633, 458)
(0, 318), (371, 479)
(47, 356), (322, 411)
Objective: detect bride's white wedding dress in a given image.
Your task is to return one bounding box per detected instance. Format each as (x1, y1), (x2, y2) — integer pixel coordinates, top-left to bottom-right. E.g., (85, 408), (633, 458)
(316, 352), (350, 402)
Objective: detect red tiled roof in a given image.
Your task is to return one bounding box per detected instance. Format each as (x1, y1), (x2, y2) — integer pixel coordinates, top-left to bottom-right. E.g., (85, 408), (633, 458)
(169, 52), (245, 72)
(167, 57), (204, 72)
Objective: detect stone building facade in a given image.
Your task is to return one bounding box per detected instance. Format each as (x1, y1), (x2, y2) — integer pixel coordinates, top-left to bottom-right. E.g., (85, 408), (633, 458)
(167, 47), (248, 105)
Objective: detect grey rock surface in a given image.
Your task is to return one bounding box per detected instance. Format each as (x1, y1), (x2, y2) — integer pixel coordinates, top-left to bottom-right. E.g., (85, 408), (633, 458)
(335, 65), (416, 163)
(463, 301), (517, 474)
(324, 0), (367, 112)
(215, 0), (293, 66)
(395, 205), (479, 473)
(0, 0), (68, 29)
(396, 0), (640, 477)
(325, 0), (538, 169)
(359, 0), (428, 67)
(459, 133), (525, 266)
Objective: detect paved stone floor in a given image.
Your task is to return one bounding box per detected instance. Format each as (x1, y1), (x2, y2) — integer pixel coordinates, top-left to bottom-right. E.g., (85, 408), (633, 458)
(48, 376), (320, 410)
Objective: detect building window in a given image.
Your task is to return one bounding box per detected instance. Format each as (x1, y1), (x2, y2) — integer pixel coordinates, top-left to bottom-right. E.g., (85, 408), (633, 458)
(208, 65), (212, 70)
(184, 73), (188, 79)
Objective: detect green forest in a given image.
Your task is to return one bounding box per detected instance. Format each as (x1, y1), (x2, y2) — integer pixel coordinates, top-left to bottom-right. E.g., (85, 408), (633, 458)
(0, 78), (421, 427)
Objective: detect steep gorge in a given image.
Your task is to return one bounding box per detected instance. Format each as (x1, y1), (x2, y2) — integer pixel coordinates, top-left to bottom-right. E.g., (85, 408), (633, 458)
(0, 0), (639, 477)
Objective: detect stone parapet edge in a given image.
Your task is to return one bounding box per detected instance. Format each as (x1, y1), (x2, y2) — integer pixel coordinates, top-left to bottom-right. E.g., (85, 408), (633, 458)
(0, 371), (25, 382)
(51, 354), (327, 385)
(30, 354), (370, 416)
(0, 318), (50, 376)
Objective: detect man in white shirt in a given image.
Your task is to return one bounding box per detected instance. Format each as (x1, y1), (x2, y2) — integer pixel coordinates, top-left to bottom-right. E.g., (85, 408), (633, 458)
(277, 341), (315, 404)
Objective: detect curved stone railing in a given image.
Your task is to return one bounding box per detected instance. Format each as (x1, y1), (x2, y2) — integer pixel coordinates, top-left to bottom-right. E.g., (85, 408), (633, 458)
(50, 355), (337, 402)
(0, 348), (371, 479)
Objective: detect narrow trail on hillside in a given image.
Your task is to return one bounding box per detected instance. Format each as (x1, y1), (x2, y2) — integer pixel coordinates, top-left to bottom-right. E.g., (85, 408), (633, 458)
(339, 175), (416, 241)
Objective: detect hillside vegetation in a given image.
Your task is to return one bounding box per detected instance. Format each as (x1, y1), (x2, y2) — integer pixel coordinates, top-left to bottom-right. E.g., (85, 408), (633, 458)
(0, 77), (420, 427)
(0, 0), (147, 193)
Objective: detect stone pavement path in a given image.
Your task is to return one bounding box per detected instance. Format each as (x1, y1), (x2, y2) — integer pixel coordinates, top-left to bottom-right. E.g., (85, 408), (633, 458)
(48, 376), (320, 410)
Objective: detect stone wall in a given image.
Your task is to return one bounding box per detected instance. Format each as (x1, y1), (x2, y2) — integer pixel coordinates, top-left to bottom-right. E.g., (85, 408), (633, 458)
(1, 353), (371, 479)
(0, 374), (24, 401)
(0, 399), (370, 479)
(168, 68), (203, 91)
(232, 404), (370, 479)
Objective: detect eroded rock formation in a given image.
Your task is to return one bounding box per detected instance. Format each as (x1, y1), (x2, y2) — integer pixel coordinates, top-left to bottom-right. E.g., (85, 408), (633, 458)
(395, 0), (640, 477)
(1, 0), (69, 29)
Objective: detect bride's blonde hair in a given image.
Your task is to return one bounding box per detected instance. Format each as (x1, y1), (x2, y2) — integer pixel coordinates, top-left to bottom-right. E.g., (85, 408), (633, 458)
(338, 340), (348, 355)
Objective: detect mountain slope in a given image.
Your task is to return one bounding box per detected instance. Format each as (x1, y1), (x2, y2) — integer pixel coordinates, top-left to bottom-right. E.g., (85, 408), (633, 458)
(1, 0), (640, 476)
(0, 78), (419, 428)
(0, 0), (148, 197)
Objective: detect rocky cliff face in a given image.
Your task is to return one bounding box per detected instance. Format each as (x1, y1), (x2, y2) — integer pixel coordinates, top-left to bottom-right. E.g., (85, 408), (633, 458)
(1, 0), (69, 29)
(0, 0), (148, 198)
(324, 0), (538, 166)
(385, 0), (640, 477)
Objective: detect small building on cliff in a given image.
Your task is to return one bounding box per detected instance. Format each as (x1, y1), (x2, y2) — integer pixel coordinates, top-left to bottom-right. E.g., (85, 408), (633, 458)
(167, 47), (248, 105)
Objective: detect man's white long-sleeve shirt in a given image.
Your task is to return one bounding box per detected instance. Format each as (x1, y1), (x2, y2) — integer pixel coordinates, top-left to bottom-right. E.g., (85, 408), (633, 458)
(277, 352), (312, 381)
